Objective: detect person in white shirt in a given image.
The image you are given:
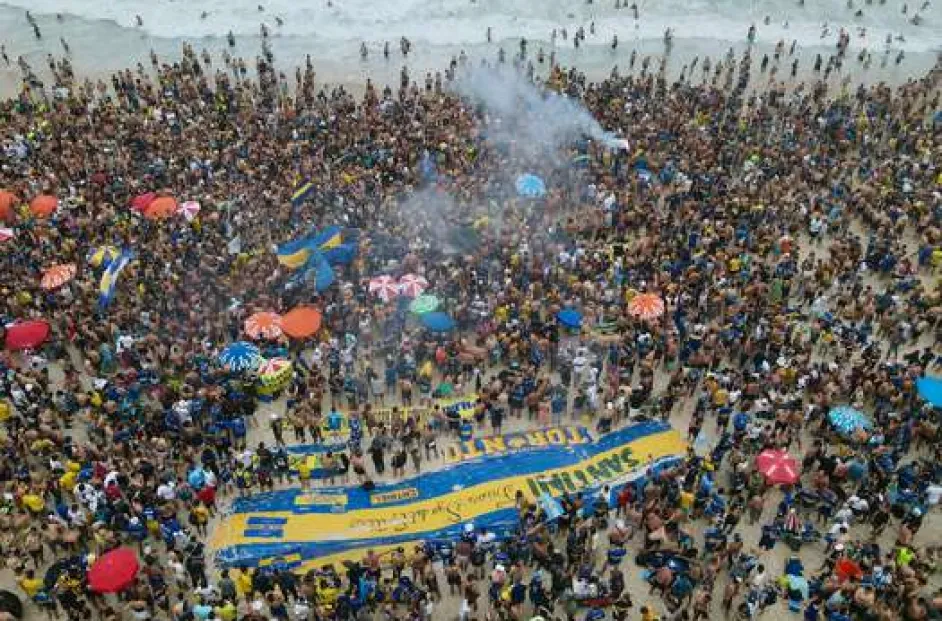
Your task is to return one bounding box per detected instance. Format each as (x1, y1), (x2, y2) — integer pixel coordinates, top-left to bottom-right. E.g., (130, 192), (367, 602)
(156, 480), (176, 501)
(751, 564), (768, 590)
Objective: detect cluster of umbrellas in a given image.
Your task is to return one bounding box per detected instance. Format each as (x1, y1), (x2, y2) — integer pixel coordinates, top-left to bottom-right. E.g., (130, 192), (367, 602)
(1, 190), (201, 227)
(554, 294), (665, 332)
(242, 307), (323, 341)
(0, 190), (60, 221)
(368, 273), (428, 302)
(409, 293), (456, 332)
(129, 193), (200, 221)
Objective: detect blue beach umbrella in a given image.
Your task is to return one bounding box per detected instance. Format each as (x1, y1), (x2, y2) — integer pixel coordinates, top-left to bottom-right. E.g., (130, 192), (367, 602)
(218, 341), (262, 372)
(556, 308), (582, 329)
(515, 174), (546, 198)
(420, 311), (455, 332)
(916, 376), (942, 407)
(828, 405), (872, 436)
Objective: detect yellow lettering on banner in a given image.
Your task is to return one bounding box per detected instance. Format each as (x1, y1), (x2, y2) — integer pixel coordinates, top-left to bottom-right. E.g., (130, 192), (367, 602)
(462, 442), (484, 460)
(524, 431), (547, 446)
(480, 437), (508, 454)
(566, 427), (592, 444)
(295, 493), (348, 507)
(370, 488), (419, 505)
(443, 446), (462, 463)
(545, 428), (567, 445)
(210, 430), (686, 551)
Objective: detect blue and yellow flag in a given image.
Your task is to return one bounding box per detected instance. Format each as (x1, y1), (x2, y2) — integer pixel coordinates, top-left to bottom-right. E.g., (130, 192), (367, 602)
(291, 181), (315, 207)
(276, 238), (312, 270)
(98, 249), (134, 310)
(310, 225), (342, 250)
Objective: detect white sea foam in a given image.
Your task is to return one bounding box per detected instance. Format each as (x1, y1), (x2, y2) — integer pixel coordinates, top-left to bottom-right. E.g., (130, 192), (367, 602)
(0, 0), (937, 93)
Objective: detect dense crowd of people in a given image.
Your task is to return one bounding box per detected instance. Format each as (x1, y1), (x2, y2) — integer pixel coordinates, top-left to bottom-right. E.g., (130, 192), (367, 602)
(0, 30), (940, 621)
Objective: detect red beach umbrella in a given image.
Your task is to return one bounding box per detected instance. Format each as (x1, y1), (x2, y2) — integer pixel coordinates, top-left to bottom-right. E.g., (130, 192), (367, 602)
(87, 548), (140, 593)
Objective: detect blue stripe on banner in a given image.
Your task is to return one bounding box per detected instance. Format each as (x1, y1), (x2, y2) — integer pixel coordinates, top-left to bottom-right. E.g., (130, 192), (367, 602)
(231, 422), (672, 515)
(246, 517), (289, 526)
(243, 528), (285, 539)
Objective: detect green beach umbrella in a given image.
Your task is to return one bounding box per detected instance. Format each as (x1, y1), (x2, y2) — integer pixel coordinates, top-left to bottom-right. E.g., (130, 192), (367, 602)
(409, 294), (440, 315)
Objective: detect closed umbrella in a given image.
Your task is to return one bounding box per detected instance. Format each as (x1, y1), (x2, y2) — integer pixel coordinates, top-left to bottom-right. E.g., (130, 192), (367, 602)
(398, 274), (428, 298)
(218, 341), (262, 372)
(41, 263), (77, 290)
(281, 306), (322, 339)
(755, 449), (800, 485)
(828, 406), (871, 436)
(144, 197), (177, 220)
(87, 548), (139, 593)
(409, 294), (439, 315)
(556, 309), (582, 329)
(30, 195), (58, 218)
(420, 311), (455, 332)
(4, 320), (50, 350)
(628, 293), (665, 321)
(244, 312), (283, 340)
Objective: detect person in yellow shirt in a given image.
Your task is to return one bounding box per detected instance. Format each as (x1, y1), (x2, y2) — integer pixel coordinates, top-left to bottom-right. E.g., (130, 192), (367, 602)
(216, 600), (238, 621)
(21, 492), (45, 515)
(235, 567), (253, 602)
(679, 489), (694, 518)
(18, 569), (43, 599)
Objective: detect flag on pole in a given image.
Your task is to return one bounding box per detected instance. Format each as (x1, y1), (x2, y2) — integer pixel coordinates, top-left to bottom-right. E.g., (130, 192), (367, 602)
(98, 249), (134, 310)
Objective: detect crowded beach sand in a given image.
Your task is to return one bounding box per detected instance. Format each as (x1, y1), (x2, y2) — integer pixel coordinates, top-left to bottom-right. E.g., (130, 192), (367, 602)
(0, 5), (941, 621)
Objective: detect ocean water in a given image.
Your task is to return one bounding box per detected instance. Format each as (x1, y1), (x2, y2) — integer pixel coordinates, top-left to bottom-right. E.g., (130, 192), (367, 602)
(0, 0), (938, 91)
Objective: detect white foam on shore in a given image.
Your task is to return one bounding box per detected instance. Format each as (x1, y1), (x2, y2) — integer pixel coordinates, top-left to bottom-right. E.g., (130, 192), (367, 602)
(5, 0), (940, 52)
(0, 0), (937, 97)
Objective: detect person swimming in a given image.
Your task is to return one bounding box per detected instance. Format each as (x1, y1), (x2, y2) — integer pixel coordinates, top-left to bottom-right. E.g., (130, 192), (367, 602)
(201, 11), (208, 19)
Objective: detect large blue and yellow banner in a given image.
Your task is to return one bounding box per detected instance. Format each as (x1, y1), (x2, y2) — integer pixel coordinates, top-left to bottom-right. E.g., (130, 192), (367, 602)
(211, 422), (685, 569)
